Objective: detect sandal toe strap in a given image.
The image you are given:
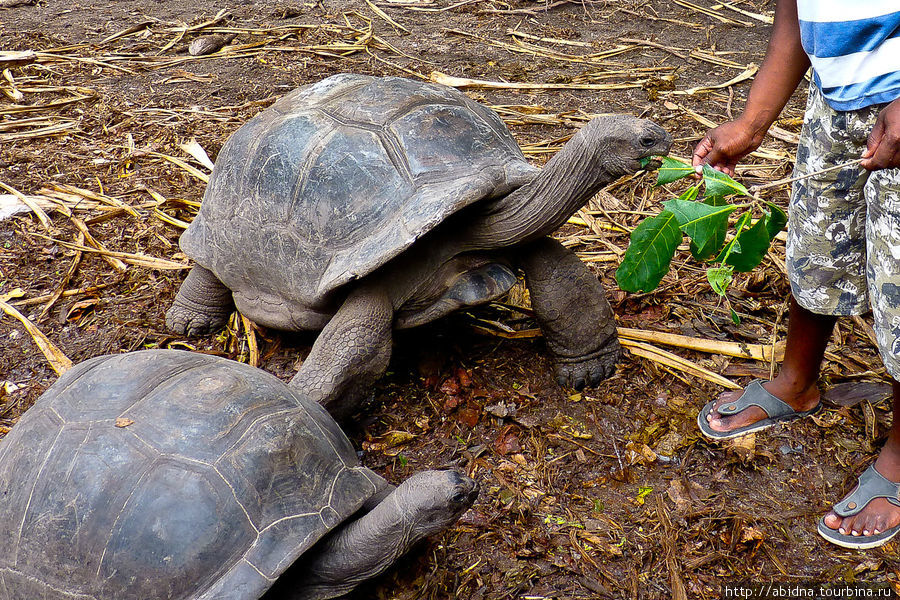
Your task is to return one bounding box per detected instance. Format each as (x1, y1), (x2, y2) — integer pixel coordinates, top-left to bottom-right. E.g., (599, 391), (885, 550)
(717, 380), (794, 419)
(834, 464), (900, 517)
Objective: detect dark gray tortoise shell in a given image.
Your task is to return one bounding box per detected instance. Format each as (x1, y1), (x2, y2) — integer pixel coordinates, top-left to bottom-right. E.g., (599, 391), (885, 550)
(0, 349), (381, 600)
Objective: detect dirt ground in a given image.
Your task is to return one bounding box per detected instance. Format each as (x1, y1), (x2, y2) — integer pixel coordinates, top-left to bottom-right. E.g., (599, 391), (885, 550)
(1, 0), (899, 598)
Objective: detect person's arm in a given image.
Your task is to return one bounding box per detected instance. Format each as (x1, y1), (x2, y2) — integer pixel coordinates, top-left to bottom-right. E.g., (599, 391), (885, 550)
(693, 0), (810, 175)
(862, 98), (900, 170)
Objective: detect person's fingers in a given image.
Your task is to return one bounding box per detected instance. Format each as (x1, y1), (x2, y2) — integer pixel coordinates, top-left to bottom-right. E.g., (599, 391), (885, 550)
(703, 145), (731, 171)
(862, 143), (900, 170)
(860, 151), (879, 170)
(692, 124), (757, 175)
(861, 115), (900, 170)
(708, 165), (734, 177)
(863, 116), (885, 162)
(692, 136), (714, 166)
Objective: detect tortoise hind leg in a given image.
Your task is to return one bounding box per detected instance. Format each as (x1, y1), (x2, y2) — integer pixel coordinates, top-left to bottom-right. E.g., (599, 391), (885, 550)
(516, 236), (621, 389)
(166, 265), (235, 336)
(290, 286), (393, 421)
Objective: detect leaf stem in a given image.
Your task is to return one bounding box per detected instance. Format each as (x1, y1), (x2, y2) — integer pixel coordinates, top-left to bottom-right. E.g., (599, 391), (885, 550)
(748, 158), (863, 193)
(718, 213), (749, 264)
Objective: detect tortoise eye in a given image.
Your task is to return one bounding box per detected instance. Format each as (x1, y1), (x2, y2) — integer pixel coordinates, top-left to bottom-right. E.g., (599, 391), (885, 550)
(640, 136), (657, 148)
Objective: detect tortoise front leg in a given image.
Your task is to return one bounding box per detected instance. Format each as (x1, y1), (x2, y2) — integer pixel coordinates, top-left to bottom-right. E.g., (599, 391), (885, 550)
(290, 286), (393, 421)
(166, 265), (235, 336)
(516, 236), (621, 388)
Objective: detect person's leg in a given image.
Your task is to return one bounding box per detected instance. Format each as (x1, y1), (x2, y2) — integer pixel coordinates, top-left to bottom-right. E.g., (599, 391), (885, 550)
(703, 297), (835, 433)
(821, 381), (900, 540)
(820, 163), (900, 544)
(703, 84), (866, 435)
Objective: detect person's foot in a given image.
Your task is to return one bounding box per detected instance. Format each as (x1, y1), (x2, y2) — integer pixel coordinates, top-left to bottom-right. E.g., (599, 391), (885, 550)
(705, 379), (820, 434)
(821, 439), (900, 543)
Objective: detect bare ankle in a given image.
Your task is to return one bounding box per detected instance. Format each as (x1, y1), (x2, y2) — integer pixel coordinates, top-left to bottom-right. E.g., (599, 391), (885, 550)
(765, 377), (819, 409)
(874, 441), (900, 482)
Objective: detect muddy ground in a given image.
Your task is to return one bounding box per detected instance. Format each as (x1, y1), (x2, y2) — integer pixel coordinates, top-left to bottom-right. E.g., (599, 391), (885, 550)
(1, 0), (899, 598)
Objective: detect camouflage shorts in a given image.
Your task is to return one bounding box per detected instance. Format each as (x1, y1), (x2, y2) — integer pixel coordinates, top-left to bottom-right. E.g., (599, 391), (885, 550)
(787, 84), (900, 378)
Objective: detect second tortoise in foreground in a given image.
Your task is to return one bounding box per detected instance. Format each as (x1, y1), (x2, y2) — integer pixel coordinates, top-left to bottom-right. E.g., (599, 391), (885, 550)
(167, 74), (673, 418)
(0, 350), (477, 600)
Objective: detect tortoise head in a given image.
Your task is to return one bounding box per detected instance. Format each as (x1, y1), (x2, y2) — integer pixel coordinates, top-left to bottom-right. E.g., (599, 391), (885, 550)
(394, 470), (478, 538)
(442, 114), (673, 249)
(578, 115), (673, 179)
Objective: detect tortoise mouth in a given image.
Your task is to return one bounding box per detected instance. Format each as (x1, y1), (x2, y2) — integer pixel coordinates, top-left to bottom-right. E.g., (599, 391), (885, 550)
(449, 472), (479, 506)
(461, 481), (479, 505)
(640, 156), (665, 171)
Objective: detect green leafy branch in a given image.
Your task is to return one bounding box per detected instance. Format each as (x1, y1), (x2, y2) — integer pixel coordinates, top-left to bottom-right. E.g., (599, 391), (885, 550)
(615, 157), (786, 323)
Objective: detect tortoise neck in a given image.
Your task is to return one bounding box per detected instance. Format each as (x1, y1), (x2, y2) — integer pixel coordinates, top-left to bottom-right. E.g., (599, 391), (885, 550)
(466, 128), (614, 248)
(288, 492), (412, 599)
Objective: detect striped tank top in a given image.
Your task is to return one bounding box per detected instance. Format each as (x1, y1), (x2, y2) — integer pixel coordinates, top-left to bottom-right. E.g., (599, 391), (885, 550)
(797, 0), (900, 110)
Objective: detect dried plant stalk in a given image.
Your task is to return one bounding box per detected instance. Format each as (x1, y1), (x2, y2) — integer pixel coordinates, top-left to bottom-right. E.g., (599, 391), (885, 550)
(0, 295), (73, 375)
(623, 340), (740, 389)
(618, 327), (785, 362)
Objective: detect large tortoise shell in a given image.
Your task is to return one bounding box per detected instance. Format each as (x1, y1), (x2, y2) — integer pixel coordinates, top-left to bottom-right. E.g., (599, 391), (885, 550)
(0, 350), (380, 600)
(180, 74), (536, 309)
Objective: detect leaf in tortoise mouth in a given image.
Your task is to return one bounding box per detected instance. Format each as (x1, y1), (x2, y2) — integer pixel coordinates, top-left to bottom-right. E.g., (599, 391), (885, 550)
(639, 156), (665, 171)
(655, 156), (696, 184)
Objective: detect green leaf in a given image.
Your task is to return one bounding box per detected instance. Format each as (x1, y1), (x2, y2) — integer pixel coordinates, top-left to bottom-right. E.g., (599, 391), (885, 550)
(707, 265), (734, 296)
(616, 210), (682, 293)
(663, 190), (735, 261)
(765, 201), (787, 240)
(730, 308), (741, 324)
(701, 164), (749, 201)
(715, 212), (751, 264)
(725, 213), (772, 272)
(688, 207), (728, 258)
(656, 157), (696, 185)
(676, 184), (701, 203)
(703, 194), (727, 207)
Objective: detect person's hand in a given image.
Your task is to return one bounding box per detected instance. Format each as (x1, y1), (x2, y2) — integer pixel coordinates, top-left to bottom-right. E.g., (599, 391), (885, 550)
(692, 118), (766, 178)
(862, 98), (900, 171)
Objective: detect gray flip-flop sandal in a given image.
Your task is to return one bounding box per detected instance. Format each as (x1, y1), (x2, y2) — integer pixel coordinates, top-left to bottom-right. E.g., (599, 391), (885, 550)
(817, 464), (900, 550)
(697, 380), (821, 441)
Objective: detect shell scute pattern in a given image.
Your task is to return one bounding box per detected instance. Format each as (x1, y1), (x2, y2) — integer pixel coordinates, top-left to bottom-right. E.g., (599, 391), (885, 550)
(94, 457), (257, 599)
(293, 124), (413, 248)
(246, 112), (330, 225)
(180, 74), (536, 311)
(390, 102), (517, 181)
(0, 350), (377, 600)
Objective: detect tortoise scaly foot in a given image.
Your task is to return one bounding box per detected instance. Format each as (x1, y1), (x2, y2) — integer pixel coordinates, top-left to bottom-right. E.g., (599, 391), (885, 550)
(518, 237), (621, 389)
(555, 342), (622, 389)
(166, 265), (235, 336)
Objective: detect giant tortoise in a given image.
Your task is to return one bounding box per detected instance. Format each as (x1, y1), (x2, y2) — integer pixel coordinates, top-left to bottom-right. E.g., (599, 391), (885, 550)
(0, 350), (477, 600)
(166, 73), (673, 418)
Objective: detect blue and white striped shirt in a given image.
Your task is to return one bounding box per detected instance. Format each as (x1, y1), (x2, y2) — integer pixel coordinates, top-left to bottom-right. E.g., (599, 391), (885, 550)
(797, 0), (900, 110)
